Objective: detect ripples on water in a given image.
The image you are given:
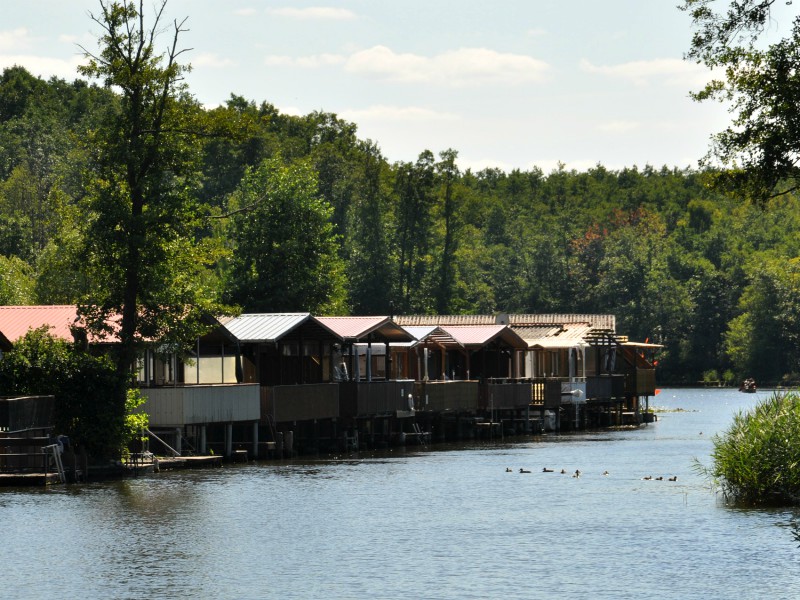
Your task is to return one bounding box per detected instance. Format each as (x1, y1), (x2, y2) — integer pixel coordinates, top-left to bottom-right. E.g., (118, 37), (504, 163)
(2, 388), (800, 599)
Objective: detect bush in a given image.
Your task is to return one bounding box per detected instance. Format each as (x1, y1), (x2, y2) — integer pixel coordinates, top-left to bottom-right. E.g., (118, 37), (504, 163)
(703, 392), (800, 505)
(0, 326), (140, 460)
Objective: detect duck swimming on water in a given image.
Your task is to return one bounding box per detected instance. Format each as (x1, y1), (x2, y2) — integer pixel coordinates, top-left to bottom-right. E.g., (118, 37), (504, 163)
(519, 468), (531, 473)
(542, 467), (554, 473)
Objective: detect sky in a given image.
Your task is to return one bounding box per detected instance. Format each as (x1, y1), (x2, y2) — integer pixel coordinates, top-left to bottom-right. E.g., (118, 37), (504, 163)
(0, 1), (786, 174)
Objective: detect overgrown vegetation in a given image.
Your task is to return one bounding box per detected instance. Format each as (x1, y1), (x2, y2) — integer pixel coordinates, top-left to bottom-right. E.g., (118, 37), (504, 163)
(700, 392), (800, 505)
(0, 327), (146, 459)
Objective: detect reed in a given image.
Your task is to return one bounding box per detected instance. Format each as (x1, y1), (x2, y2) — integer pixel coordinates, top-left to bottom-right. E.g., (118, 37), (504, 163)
(701, 392), (800, 505)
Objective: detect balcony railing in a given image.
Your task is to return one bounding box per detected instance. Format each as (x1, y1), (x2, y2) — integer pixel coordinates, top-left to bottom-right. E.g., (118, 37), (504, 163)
(339, 380), (416, 418)
(415, 380), (480, 412)
(262, 383), (339, 423)
(139, 384), (261, 427)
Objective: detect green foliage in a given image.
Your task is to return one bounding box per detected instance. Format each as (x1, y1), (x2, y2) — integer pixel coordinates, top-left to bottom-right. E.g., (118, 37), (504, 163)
(225, 157), (348, 313)
(682, 0), (800, 200)
(725, 255), (800, 380)
(0, 327), (135, 459)
(702, 391), (800, 505)
(3, 1), (800, 388)
(0, 254), (35, 304)
(77, 1), (227, 367)
(124, 388), (149, 455)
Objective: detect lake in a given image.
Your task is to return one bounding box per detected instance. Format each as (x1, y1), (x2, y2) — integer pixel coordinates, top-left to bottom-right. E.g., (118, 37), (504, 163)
(2, 388), (799, 599)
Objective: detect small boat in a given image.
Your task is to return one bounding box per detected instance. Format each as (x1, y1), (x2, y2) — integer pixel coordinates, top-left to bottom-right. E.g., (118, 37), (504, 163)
(739, 378), (757, 393)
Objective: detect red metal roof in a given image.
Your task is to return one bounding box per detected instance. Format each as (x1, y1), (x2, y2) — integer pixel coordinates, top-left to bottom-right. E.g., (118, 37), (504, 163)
(315, 316), (413, 342)
(0, 305), (109, 344)
(440, 325), (527, 349)
(0, 305), (123, 345)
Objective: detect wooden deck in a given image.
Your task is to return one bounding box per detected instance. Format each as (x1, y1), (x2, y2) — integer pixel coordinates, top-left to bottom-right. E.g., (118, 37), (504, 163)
(0, 472), (61, 486)
(153, 455), (224, 471)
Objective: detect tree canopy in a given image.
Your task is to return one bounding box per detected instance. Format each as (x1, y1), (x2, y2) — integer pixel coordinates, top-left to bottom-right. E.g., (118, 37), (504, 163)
(682, 0), (800, 199)
(2, 1), (800, 389)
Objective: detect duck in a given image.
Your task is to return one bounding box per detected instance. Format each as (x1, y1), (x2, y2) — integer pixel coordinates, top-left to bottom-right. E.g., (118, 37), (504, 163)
(602, 470), (609, 476)
(655, 476), (664, 481)
(542, 467), (554, 473)
(560, 469), (567, 474)
(668, 475), (677, 482)
(572, 469), (581, 478)
(643, 475), (652, 480)
(519, 468), (531, 473)
(506, 467), (512, 472)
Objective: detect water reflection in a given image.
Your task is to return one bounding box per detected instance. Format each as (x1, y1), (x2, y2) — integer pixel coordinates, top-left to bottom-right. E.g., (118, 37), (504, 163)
(2, 388), (799, 599)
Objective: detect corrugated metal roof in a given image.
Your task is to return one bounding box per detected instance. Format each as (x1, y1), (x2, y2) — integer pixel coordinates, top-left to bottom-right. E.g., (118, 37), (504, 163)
(520, 323), (594, 349)
(402, 326), (439, 341)
(396, 313), (617, 331)
(0, 305), (110, 344)
(440, 325), (527, 349)
(513, 326), (563, 341)
(504, 313), (616, 330)
(315, 316), (414, 342)
(223, 313), (312, 342)
(394, 314), (496, 326)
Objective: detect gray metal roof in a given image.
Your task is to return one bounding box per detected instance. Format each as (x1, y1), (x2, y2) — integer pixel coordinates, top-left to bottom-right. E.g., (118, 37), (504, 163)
(223, 313), (313, 342)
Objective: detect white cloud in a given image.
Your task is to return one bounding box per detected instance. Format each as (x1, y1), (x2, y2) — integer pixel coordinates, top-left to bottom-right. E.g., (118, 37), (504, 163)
(596, 120), (640, 133)
(345, 46), (550, 86)
(234, 8), (258, 17)
(0, 28), (32, 52)
(261, 45), (549, 86)
(0, 54), (85, 80)
(193, 53), (236, 68)
(580, 57), (711, 87)
(457, 156), (518, 173)
(526, 28), (548, 37)
(352, 46), (550, 85)
(264, 53), (346, 68)
(341, 105), (460, 122)
(266, 7), (358, 20)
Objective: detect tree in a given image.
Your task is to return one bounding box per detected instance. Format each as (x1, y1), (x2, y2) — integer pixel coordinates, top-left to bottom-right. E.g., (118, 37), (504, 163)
(725, 254), (800, 382)
(394, 151), (436, 313)
(346, 140), (395, 314)
(682, 0), (800, 199)
(77, 1), (225, 453)
(434, 149), (460, 314)
(225, 157), (347, 313)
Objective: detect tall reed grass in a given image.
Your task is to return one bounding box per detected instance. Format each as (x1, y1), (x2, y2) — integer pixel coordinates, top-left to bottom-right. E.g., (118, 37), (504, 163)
(702, 392), (800, 505)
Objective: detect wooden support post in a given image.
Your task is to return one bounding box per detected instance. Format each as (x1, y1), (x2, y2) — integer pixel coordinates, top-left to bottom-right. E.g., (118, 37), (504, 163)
(199, 425), (207, 454)
(225, 423), (233, 457)
(252, 422), (259, 459)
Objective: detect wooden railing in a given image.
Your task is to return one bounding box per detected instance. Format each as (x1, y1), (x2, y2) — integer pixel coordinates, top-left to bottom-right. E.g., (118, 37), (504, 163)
(262, 383), (339, 423)
(631, 368), (657, 396)
(585, 375), (626, 400)
(139, 384), (261, 427)
(339, 380), (416, 418)
(0, 396), (55, 432)
(415, 380), (480, 412)
(483, 380), (538, 410)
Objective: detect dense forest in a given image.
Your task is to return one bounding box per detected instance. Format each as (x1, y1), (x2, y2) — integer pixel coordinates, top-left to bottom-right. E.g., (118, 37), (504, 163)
(1, 57), (798, 386)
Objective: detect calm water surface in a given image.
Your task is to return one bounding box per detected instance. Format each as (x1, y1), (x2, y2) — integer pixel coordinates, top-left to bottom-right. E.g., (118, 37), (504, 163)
(2, 388), (800, 599)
